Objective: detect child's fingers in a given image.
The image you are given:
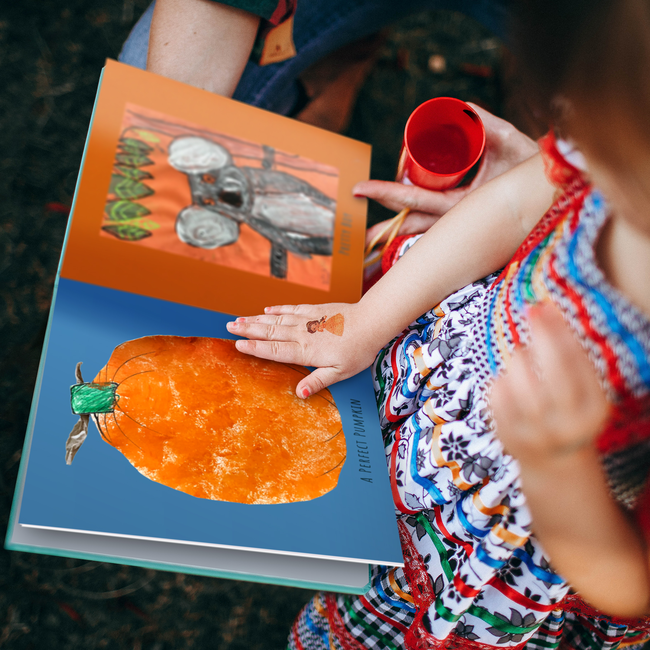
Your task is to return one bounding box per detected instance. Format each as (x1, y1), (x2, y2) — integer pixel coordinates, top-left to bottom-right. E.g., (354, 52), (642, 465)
(492, 302), (610, 460)
(234, 338), (305, 364)
(227, 318), (297, 341)
(296, 367), (342, 399)
(489, 369), (520, 447)
(263, 304), (316, 315)
(528, 303), (578, 374)
(528, 303), (609, 424)
(491, 345), (565, 460)
(492, 345), (543, 427)
(231, 313), (302, 327)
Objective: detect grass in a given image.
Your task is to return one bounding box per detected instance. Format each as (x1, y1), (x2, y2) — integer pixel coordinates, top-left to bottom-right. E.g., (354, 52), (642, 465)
(0, 3), (504, 647)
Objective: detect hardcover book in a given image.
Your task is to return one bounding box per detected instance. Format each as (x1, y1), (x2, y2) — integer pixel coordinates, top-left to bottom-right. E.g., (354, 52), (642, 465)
(6, 60), (403, 593)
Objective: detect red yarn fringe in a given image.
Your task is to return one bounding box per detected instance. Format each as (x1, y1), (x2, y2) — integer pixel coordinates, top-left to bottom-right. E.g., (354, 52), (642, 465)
(325, 593), (370, 650)
(398, 521), (530, 650)
(561, 594), (650, 633)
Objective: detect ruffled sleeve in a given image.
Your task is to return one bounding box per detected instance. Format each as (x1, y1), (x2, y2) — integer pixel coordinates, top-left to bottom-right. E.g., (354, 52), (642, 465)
(538, 131), (586, 189)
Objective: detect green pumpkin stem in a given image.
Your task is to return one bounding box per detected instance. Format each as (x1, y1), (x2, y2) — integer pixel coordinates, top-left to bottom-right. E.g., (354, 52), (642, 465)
(70, 381), (118, 415)
(66, 362), (118, 465)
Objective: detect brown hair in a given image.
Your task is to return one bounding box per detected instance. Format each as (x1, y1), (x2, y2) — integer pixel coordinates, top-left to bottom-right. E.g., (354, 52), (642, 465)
(512, 0), (650, 170)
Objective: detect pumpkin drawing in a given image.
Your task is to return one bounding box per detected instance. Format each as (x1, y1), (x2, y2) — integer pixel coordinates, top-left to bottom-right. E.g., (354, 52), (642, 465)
(66, 336), (346, 504)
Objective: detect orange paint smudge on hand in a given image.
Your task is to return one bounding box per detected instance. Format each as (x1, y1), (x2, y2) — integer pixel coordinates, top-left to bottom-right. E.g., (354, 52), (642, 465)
(306, 313), (344, 336)
(323, 313), (344, 336)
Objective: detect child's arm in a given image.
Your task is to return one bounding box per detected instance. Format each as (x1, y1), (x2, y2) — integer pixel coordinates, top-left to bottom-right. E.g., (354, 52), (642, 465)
(229, 153), (556, 397)
(490, 303), (650, 617)
(148, 0), (260, 96)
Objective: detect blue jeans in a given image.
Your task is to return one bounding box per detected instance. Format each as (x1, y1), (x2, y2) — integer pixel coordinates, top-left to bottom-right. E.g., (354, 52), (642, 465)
(119, 0), (508, 115)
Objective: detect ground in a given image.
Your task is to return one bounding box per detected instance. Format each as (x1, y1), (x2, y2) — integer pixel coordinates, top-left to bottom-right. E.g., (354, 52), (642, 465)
(0, 3), (514, 648)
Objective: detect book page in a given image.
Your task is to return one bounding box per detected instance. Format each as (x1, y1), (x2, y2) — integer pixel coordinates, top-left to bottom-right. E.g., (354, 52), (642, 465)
(60, 60), (371, 315)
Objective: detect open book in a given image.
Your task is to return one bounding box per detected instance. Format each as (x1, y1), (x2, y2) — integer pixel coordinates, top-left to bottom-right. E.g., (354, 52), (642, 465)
(6, 60), (403, 593)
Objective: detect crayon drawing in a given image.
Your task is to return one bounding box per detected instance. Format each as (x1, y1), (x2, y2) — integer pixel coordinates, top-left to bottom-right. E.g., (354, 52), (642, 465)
(66, 335), (346, 505)
(101, 104), (339, 290)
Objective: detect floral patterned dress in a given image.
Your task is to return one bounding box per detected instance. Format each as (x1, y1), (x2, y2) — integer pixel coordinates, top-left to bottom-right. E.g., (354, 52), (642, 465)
(288, 133), (650, 650)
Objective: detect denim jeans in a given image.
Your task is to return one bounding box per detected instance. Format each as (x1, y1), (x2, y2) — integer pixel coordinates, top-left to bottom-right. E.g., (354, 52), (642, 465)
(119, 0), (509, 115)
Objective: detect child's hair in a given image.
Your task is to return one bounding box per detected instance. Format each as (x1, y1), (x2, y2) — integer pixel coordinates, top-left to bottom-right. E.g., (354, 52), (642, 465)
(513, 0), (650, 174)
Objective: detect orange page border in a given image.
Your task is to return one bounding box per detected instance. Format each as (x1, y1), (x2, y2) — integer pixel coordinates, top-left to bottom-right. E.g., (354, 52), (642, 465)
(61, 59), (371, 316)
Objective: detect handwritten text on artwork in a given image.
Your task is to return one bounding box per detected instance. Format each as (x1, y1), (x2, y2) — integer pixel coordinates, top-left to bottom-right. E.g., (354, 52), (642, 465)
(351, 398), (373, 483)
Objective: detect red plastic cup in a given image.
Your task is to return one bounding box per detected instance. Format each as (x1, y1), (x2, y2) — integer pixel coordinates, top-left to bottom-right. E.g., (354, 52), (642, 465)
(396, 97), (486, 191)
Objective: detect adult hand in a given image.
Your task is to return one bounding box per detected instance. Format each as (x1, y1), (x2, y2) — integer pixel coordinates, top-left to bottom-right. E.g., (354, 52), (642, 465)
(226, 303), (379, 398)
(490, 301), (610, 465)
(360, 104), (539, 247)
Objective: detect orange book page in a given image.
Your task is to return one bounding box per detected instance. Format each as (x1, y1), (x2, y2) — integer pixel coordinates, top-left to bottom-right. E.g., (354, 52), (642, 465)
(61, 60), (371, 316)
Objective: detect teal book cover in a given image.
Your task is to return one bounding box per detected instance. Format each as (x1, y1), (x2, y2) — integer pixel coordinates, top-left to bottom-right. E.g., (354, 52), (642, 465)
(6, 61), (403, 593)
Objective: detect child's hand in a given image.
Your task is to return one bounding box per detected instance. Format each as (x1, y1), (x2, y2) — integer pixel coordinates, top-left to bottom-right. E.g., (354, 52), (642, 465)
(226, 303), (378, 398)
(360, 104), (539, 247)
(490, 302), (610, 465)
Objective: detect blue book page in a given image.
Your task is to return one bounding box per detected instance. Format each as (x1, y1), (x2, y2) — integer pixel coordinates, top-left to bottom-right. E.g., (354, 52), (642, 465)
(17, 278), (403, 566)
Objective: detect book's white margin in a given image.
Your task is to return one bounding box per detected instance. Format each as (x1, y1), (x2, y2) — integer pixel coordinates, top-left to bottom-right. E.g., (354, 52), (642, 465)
(20, 523), (403, 569)
(11, 524), (373, 594)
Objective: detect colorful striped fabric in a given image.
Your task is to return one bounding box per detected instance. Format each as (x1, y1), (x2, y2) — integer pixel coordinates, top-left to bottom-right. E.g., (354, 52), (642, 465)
(288, 133), (650, 650)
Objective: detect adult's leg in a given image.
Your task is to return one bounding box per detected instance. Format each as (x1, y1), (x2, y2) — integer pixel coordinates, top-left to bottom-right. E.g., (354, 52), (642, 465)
(119, 0), (509, 114)
(233, 0), (509, 113)
(118, 1), (155, 71)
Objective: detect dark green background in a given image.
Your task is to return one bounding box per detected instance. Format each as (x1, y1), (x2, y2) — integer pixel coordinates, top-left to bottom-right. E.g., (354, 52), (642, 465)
(0, 3), (507, 648)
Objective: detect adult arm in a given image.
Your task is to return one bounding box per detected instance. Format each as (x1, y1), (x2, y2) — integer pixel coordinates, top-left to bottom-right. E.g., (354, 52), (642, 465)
(228, 152), (556, 397)
(362, 104), (540, 246)
(147, 0), (260, 96)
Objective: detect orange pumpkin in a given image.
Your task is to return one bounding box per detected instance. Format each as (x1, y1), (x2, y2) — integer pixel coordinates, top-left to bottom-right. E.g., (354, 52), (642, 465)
(68, 336), (345, 504)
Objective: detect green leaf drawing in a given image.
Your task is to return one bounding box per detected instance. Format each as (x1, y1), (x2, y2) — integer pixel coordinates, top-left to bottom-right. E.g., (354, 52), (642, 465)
(109, 175), (154, 200)
(132, 219), (160, 231)
(102, 224), (152, 241)
(103, 217), (160, 231)
(105, 200), (151, 221)
(131, 130), (160, 144)
(115, 153), (153, 167)
(119, 137), (154, 154)
(114, 165), (153, 181)
(119, 144), (151, 157)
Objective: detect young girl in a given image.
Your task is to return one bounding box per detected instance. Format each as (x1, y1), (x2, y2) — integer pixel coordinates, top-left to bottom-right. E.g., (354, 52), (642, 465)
(226, 0), (650, 647)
